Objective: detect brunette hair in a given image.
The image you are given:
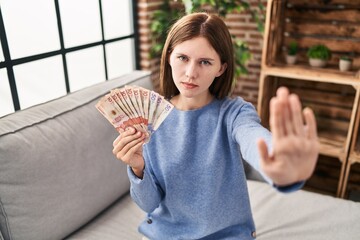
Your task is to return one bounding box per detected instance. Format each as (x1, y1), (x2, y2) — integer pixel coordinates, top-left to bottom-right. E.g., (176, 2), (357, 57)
(159, 12), (234, 99)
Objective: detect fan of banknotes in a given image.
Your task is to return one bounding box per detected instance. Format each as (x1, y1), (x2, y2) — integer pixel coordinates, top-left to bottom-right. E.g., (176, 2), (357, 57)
(95, 85), (174, 142)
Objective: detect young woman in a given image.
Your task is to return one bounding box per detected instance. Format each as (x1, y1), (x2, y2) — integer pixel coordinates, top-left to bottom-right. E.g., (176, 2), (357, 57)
(112, 12), (318, 239)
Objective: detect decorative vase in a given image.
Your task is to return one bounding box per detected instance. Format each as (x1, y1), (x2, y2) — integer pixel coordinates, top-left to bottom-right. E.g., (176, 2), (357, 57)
(286, 55), (297, 65)
(339, 59), (352, 72)
(309, 58), (326, 68)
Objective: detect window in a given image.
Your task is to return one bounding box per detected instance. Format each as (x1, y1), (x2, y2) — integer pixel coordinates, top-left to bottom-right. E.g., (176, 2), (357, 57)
(0, 0), (139, 117)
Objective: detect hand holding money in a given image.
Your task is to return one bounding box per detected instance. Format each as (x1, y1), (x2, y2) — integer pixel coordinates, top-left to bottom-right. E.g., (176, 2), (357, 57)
(96, 85), (174, 178)
(112, 127), (145, 178)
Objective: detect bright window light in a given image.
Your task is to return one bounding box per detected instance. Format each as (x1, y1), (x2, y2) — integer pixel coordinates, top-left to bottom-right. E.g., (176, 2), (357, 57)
(1, 0), (60, 59)
(59, 0), (102, 48)
(105, 39), (135, 80)
(14, 56), (66, 109)
(66, 46), (105, 92)
(102, 0), (133, 40)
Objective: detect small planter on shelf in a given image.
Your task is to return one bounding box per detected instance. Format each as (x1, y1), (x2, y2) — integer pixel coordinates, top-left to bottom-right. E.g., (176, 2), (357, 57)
(307, 44), (331, 68)
(286, 41), (298, 65)
(339, 56), (352, 72)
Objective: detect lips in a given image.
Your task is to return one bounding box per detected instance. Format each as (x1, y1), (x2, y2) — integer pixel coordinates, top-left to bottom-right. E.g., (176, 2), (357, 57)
(182, 82), (198, 89)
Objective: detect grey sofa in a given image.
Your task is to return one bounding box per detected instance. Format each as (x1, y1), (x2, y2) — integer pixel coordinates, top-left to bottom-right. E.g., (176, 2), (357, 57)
(0, 70), (359, 240)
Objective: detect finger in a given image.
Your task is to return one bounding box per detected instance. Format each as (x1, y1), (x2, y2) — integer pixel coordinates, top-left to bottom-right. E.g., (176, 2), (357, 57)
(289, 94), (305, 136)
(112, 127), (138, 155)
(126, 142), (145, 166)
(257, 138), (269, 164)
(113, 134), (121, 147)
(118, 137), (144, 164)
(117, 132), (145, 160)
(277, 87), (294, 135)
(117, 127), (136, 140)
(276, 86), (289, 96)
(269, 97), (284, 139)
(303, 107), (317, 140)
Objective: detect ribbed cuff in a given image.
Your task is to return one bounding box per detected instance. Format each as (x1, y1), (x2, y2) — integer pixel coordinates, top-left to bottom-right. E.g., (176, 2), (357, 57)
(274, 181), (305, 193)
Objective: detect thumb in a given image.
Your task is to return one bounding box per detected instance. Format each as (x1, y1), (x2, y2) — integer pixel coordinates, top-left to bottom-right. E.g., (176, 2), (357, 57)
(257, 138), (270, 164)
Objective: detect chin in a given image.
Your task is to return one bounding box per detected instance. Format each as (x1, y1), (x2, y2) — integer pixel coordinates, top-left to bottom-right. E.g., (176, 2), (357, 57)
(179, 92), (197, 98)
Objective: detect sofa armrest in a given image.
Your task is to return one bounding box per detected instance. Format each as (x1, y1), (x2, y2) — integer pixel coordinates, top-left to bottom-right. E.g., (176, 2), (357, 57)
(0, 71), (152, 240)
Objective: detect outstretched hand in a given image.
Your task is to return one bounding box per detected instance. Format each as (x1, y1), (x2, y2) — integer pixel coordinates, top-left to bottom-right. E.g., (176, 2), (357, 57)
(257, 87), (319, 186)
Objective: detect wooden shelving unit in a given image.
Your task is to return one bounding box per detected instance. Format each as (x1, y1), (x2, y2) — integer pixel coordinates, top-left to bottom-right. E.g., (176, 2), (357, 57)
(343, 103), (360, 198)
(257, 0), (360, 198)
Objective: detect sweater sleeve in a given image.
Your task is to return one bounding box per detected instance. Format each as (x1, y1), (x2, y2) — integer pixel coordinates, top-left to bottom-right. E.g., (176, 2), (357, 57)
(231, 100), (303, 193)
(127, 160), (164, 213)
(231, 101), (272, 182)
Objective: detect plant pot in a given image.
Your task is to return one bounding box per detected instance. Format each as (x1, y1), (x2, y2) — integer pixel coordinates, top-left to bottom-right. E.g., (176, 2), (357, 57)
(339, 59), (352, 72)
(309, 58), (327, 68)
(286, 55), (297, 65)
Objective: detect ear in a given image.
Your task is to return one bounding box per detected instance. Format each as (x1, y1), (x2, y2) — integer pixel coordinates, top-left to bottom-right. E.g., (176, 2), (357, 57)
(215, 63), (227, 77)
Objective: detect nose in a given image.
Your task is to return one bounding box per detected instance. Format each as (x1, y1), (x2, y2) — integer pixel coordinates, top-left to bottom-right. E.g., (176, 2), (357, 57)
(185, 61), (198, 79)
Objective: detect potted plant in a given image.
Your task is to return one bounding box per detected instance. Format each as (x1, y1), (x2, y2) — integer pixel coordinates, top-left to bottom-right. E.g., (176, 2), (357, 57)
(307, 44), (331, 67)
(339, 56), (352, 72)
(286, 41), (298, 64)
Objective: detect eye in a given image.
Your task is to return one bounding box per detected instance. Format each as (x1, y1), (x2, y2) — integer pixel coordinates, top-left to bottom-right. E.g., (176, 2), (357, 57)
(200, 60), (211, 65)
(178, 55), (188, 61)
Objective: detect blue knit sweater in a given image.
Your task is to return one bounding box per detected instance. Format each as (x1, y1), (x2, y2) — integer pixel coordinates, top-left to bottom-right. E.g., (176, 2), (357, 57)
(128, 97), (300, 239)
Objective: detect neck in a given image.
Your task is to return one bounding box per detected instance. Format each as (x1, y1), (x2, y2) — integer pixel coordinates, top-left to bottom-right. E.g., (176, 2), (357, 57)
(171, 93), (214, 111)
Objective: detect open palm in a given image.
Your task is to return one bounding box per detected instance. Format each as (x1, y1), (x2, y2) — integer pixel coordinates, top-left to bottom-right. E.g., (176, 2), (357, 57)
(257, 87), (319, 186)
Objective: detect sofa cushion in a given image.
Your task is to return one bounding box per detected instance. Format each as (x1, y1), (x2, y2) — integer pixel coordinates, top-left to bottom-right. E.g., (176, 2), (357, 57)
(65, 194), (145, 240)
(0, 71), (152, 240)
(65, 180), (360, 239)
(248, 180), (360, 240)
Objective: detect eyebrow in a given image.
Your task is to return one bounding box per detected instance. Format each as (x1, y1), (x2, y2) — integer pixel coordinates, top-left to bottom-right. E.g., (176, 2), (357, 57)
(174, 53), (216, 62)
(199, 58), (215, 62)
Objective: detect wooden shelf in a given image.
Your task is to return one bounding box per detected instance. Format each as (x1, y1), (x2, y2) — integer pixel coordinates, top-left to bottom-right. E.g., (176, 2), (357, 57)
(348, 102), (360, 165)
(262, 64), (360, 87)
(303, 154), (341, 198)
(258, 74), (355, 164)
(341, 161), (360, 199)
(349, 152), (360, 164)
(259, 0), (360, 198)
(318, 130), (347, 161)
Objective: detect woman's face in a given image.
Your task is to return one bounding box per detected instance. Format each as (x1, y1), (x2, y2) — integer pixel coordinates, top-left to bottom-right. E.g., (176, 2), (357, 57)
(169, 37), (227, 100)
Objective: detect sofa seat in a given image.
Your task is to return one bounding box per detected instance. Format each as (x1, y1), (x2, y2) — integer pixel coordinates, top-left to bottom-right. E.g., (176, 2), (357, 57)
(66, 180), (360, 240)
(66, 194), (145, 239)
(248, 180), (360, 240)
